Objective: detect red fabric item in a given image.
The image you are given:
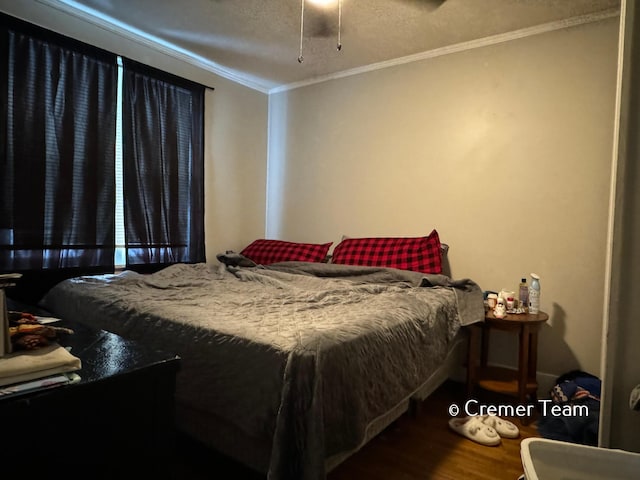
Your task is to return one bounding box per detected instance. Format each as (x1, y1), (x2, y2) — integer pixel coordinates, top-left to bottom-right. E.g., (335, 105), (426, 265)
(240, 239), (332, 265)
(331, 230), (442, 274)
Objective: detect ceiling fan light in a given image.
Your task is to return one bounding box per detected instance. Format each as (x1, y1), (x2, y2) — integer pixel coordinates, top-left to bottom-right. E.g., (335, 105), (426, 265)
(298, 0), (344, 63)
(307, 0), (337, 8)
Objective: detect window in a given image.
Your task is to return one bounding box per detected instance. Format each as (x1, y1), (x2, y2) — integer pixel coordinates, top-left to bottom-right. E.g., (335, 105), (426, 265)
(1, 14), (118, 272)
(121, 58), (205, 268)
(115, 57), (126, 268)
(1, 13), (205, 276)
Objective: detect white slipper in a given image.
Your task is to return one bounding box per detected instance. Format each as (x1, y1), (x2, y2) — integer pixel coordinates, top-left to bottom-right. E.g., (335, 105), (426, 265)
(480, 414), (520, 439)
(448, 416), (501, 446)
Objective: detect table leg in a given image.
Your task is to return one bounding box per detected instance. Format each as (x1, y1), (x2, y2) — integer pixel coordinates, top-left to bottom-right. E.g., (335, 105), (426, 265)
(466, 325), (479, 397)
(517, 325), (530, 405)
(528, 329), (539, 402)
(480, 325), (490, 368)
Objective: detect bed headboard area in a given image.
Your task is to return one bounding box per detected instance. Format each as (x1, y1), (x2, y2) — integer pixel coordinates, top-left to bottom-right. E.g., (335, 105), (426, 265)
(235, 230), (451, 276)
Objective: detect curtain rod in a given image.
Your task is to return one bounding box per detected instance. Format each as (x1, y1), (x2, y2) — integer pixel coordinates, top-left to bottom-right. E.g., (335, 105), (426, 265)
(119, 56), (215, 91)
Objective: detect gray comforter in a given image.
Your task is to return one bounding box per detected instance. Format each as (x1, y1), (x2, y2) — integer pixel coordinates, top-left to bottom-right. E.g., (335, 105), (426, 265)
(40, 261), (484, 479)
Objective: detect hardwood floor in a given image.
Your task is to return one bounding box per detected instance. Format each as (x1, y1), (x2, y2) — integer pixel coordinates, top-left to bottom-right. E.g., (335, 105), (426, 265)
(328, 380), (538, 480)
(172, 380), (539, 480)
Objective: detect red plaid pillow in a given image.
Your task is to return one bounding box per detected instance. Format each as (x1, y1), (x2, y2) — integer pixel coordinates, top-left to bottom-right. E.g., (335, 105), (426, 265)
(240, 239), (332, 265)
(331, 230), (442, 274)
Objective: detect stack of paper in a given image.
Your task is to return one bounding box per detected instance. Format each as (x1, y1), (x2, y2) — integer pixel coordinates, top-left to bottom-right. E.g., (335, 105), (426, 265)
(0, 273), (22, 288)
(0, 373), (77, 397)
(0, 343), (81, 387)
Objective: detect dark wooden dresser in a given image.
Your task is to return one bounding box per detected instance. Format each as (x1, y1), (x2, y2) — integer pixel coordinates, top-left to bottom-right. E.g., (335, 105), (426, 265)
(0, 305), (181, 478)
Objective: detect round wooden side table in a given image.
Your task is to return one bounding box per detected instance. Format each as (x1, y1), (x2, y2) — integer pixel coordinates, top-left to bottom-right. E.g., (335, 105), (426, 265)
(466, 309), (549, 423)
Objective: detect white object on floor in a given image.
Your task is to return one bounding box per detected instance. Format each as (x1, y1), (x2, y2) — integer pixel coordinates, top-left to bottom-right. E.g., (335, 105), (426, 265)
(480, 414), (520, 438)
(448, 415), (501, 446)
(520, 437), (640, 480)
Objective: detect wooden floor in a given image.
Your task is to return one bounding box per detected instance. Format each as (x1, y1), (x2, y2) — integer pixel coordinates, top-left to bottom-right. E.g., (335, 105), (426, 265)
(172, 380), (539, 480)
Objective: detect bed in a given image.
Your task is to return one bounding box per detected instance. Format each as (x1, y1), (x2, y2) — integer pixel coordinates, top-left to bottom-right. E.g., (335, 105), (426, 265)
(39, 255), (484, 479)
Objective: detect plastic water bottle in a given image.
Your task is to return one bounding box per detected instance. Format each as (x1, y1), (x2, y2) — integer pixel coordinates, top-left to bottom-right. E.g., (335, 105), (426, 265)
(529, 273), (540, 314)
(519, 277), (529, 311)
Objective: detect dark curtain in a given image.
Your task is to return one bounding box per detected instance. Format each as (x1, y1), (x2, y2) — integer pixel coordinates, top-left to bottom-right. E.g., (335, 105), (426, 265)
(0, 16), (117, 273)
(122, 59), (205, 267)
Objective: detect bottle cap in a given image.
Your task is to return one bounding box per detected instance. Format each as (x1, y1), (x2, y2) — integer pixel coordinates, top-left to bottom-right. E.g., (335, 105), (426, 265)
(531, 273), (540, 280)
(521, 278), (526, 282)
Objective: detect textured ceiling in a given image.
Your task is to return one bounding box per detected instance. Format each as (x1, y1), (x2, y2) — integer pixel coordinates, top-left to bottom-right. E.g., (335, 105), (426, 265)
(40, 0), (620, 92)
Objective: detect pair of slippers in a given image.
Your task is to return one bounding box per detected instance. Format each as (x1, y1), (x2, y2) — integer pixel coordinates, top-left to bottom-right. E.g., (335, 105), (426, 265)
(448, 415), (519, 446)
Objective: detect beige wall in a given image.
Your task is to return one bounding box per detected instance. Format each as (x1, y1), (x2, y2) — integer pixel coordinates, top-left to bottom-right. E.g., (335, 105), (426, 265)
(267, 18), (620, 379)
(0, 0), (270, 262)
(204, 78), (268, 256)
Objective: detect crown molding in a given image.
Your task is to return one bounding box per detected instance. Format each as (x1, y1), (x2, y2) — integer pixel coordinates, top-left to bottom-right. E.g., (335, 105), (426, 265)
(35, 0), (272, 93)
(269, 7), (621, 94)
(32, 1), (619, 96)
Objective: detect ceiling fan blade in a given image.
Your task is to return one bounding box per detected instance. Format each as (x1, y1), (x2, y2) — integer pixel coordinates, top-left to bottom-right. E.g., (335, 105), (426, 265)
(308, 17), (336, 37)
(399, 0), (447, 11)
(305, 3), (339, 38)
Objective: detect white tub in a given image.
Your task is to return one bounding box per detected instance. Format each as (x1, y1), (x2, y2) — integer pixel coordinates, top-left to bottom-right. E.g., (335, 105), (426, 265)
(520, 437), (640, 480)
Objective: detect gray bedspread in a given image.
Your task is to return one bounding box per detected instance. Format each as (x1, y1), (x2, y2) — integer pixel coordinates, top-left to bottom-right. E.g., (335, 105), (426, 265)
(40, 261), (484, 479)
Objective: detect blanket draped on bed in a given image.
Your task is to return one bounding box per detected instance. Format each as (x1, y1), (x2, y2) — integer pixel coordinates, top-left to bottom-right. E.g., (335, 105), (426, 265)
(40, 261), (484, 479)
